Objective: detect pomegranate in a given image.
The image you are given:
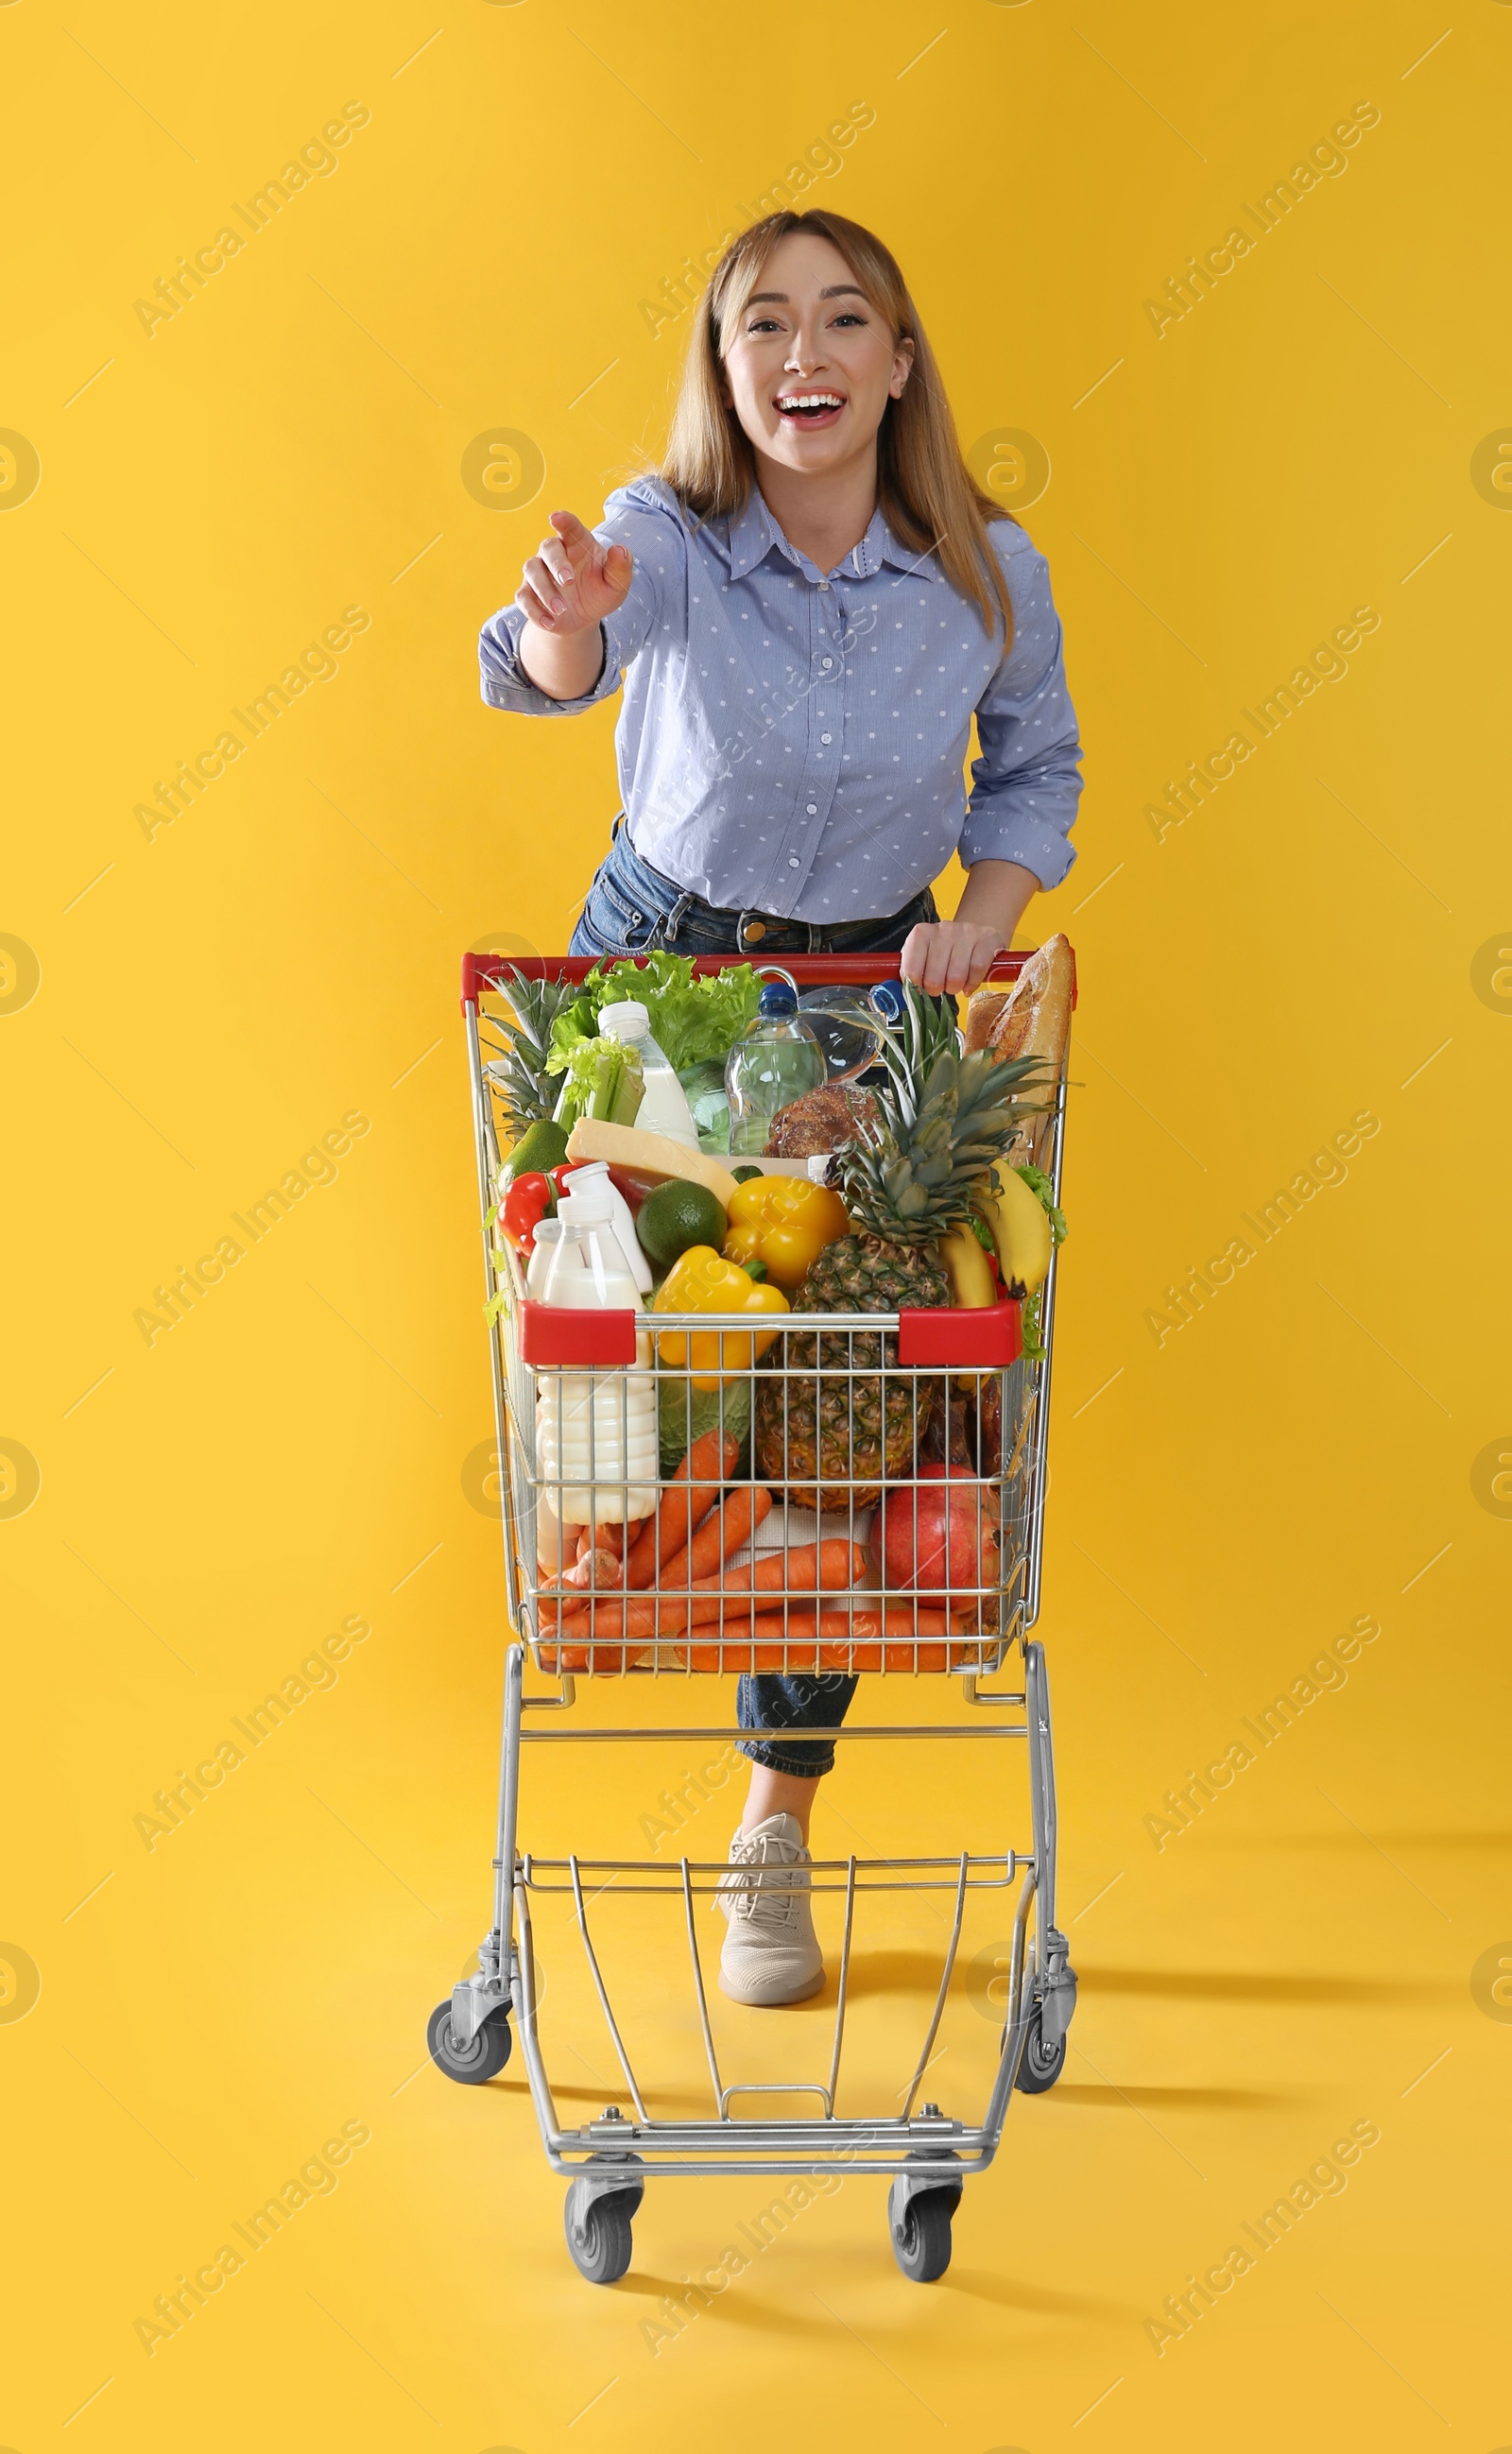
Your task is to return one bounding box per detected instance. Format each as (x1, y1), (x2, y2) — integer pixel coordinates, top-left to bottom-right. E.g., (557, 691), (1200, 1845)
(871, 1465), (1001, 1601)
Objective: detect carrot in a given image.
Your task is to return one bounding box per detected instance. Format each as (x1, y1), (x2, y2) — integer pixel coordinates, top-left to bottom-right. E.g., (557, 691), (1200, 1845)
(659, 1486), (772, 1590)
(560, 1590), (821, 1642)
(736, 1540), (864, 1596)
(846, 1605), (958, 1638)
(622, 1430), (736, 1589)
(682, 1645), (793, 1672)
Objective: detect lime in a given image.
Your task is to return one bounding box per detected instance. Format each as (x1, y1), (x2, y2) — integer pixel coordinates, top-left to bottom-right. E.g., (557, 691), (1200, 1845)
(505, 1118), (569, 1183)
(637, 1179), (727, 1267)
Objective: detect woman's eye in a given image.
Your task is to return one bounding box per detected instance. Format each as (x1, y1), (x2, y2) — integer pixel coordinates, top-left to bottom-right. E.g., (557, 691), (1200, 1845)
(833, 312), (865, 326)
(747, 317), (782, 334)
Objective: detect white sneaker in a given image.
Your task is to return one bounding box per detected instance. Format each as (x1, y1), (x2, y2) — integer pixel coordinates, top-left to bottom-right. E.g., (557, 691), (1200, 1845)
(716, 1813), (825, 2005)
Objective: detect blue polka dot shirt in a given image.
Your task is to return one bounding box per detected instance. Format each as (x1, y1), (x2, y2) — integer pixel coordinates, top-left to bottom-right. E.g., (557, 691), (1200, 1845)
(479, 475), (1082, 922)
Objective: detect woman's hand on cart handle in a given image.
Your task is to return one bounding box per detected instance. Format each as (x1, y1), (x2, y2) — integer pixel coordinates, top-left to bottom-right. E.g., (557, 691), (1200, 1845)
(902, 859), (1040, 997)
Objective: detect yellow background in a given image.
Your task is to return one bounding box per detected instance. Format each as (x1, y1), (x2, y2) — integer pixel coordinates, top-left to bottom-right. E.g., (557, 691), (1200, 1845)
(4, 0), (1509, 2445)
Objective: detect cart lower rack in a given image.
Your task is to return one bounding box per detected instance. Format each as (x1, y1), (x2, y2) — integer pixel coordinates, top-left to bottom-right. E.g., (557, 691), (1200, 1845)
(428, 949), (1078, 2285)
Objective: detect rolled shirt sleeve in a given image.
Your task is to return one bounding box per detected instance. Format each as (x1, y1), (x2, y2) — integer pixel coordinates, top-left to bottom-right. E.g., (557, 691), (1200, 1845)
(477, 491), (673, 716)
(960, 526), (1083, 890)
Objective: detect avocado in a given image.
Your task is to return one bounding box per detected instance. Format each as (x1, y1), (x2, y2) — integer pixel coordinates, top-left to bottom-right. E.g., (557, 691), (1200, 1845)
(504, 1118), (569, 1184)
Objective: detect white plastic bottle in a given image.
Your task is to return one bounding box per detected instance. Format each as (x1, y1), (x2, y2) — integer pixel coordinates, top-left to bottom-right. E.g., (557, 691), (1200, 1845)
(596, 1000), (700, 1148)
(535, 1185), (658, 1524)
(556, 1158), (653, 1294)
(524, 1215), (568, 1296)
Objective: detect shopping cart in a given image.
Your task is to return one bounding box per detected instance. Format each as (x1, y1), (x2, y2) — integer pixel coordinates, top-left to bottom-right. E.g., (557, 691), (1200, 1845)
(427, 949), (1078, 2285)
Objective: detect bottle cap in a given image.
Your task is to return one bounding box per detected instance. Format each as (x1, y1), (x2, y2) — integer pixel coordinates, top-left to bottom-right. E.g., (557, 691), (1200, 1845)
(868, 979), (906, 1024)
(597, 1000), (648, 1040)
(556, 1184), (613, 1227)
(757, 981), (798, 1018)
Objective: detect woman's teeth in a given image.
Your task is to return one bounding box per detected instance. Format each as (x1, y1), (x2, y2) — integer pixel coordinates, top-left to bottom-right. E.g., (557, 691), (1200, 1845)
(776, 393), (844, 418)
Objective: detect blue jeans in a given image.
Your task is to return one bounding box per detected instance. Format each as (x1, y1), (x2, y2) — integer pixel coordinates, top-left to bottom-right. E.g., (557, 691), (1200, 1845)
(570, 820), (936, 1776)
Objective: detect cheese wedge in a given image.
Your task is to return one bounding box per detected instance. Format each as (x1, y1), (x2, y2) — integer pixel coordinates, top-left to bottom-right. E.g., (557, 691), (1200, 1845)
(565, 1118), (739, 1207)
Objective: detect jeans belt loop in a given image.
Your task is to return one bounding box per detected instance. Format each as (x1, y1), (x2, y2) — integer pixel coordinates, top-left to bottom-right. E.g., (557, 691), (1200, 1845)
(662, 890), (695, 948)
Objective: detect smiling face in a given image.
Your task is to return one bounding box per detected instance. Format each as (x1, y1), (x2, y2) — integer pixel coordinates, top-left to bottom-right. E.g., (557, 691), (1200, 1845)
(719, 229), (914, 482)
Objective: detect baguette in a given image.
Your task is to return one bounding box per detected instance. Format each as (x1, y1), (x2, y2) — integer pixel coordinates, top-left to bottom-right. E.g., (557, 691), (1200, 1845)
(964, 988), (1011, 1053)
(985, 934), (1074, 1073)
(971, 935), (1074, 1166)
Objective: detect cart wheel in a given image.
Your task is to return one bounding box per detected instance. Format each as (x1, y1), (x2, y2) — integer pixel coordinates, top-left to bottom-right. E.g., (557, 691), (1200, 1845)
(426, 1999), (511, 2085)
(564, 2159), (643, 2286)
(1014, 1999), (1067, 2094)
(888, 2187), (954, 2283)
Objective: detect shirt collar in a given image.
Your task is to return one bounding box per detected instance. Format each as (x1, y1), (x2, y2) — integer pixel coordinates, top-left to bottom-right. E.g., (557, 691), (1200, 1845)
(724, 488), (940, 585)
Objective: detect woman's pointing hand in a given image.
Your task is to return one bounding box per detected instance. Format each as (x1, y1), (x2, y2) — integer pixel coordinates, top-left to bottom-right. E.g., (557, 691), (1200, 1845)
(518, 509), (633, 637)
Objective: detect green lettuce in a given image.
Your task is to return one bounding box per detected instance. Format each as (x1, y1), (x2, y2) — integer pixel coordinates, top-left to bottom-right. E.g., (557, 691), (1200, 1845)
(547, 952), (760, 1076)
(1016, 1160), (1067, 1246)
(1021, 1289), (1045, 1363)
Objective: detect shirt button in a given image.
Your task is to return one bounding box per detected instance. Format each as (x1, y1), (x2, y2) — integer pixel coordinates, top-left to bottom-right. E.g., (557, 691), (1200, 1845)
(818, 580), (831, 592)
(788, 855), (801, 867)
(806, 803), (817, 815)
(820, 732), (833, 745)
(821, 657), (833, 669)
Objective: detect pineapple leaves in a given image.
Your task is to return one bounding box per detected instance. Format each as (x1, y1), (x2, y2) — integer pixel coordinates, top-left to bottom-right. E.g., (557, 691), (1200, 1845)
(479, 967), (580, 1135)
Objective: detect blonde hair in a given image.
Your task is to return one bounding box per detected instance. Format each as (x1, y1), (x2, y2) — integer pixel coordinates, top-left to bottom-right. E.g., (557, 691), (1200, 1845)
(662, 210), (1016, 647)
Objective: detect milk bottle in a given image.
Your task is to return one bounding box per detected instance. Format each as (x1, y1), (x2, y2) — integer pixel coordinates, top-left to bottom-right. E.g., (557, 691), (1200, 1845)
(534, 1184), (658, 1524)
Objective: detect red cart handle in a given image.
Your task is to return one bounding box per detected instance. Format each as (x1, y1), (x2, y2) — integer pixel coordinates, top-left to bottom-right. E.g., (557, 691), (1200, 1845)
(463, 947), (1074, 1010)
(519, 1295), (1022, 1369)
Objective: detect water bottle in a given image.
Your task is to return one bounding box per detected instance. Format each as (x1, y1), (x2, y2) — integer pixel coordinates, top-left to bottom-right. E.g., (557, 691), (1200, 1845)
(596, 1000), (699, 1147)
(725, 980), (824, 1156)
(535, 1185), (658, 1524)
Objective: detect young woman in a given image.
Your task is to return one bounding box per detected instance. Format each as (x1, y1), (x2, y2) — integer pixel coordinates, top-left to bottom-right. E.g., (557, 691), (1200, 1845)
(480, 209), (1082, 2006)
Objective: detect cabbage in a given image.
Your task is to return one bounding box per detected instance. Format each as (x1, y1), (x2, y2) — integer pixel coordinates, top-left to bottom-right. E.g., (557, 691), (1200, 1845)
(657, 1374), (751, 1479)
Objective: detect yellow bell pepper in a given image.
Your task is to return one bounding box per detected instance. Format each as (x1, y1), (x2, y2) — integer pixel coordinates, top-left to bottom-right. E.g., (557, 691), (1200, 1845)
(653, 1245), (789, 1389)
(721, 1175), (851, 1291)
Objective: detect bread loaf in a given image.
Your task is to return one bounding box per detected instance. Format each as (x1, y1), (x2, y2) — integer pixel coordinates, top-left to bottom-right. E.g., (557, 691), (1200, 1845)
(970, 935), (1074, 1165)
(964, 988), (1011, 1053)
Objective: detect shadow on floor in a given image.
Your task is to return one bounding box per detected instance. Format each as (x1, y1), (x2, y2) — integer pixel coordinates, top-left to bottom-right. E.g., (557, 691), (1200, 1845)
(1200, 1829), (1512, 1852)
(944, 2269), (1137, 2318)
(1074, 1964), (1452, 2004)
(1048, 2082), (1290, 2111)
(824, 1948), (970, 2000)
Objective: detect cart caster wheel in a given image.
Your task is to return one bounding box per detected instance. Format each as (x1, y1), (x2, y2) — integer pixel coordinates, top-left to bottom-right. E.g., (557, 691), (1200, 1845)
(1014, 1999), (1067, 2094)
(426, 1999), (511, 2085)
(888, 2154), (961, 2285)
(888, 2188), (954, 2283)
(564, 2157), (644, 2285)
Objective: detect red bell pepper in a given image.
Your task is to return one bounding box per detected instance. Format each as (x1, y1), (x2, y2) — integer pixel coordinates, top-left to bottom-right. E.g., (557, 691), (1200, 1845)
(500, 1172), (554, 1253)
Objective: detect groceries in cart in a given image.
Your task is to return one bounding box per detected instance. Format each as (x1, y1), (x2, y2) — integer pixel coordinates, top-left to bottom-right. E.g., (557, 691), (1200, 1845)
(479, 940), (1073, 1673)
(434, 937), (1082, 2285)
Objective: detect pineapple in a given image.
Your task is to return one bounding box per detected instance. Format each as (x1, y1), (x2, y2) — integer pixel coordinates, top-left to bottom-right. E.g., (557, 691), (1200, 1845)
(480, 967), (577, 1142)
(755, 1043), (1044, 1508)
